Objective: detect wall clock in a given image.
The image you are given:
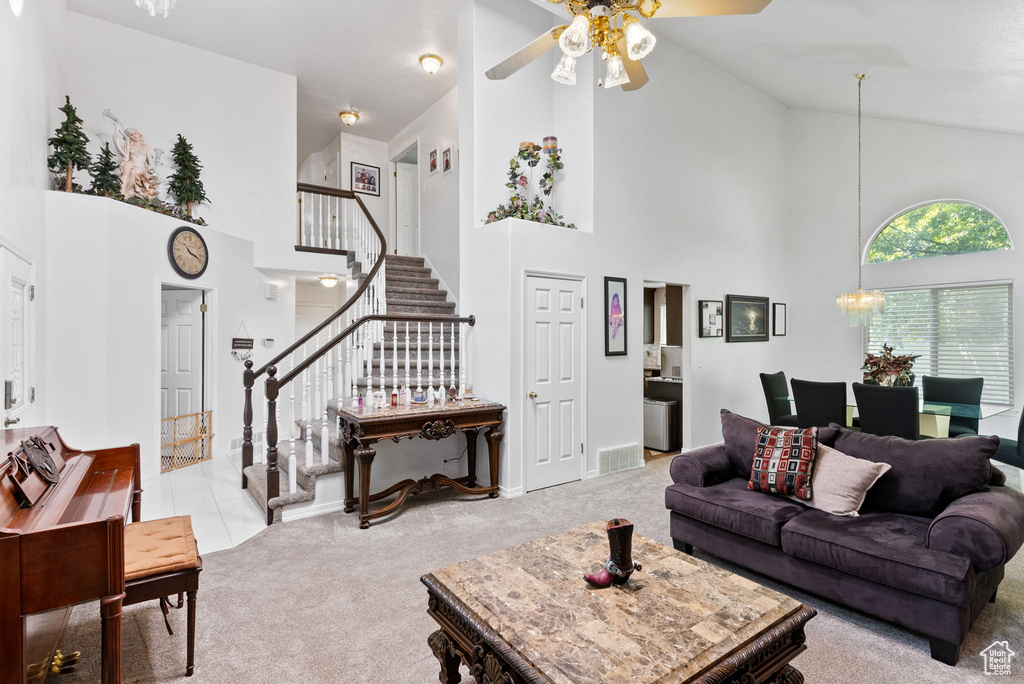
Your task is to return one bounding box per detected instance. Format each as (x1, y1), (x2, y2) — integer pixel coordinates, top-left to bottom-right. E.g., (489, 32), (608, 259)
(168, 226), (209, 279)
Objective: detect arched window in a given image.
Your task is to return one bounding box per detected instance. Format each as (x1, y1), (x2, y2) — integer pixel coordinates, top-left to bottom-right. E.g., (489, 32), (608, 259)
(868, 202), (1011, 263)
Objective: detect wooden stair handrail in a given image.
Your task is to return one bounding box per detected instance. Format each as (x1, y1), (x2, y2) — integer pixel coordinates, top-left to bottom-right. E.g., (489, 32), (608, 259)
(254, 182), (387, 379)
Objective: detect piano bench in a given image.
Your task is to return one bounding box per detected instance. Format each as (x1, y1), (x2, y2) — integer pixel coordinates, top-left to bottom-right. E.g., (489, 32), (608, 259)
(123, 516), (203, 677)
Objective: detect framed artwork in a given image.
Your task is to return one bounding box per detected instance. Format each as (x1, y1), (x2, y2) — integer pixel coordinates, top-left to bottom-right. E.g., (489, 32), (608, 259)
(605, 276), (627, 356)
(698, 300), (724, 338)
(725, 295), (769, 343)
(773, 303), (787, 337)
(428, 148), (439, 175)
(442, 146), (453, 175)
(351, 162), (380, 196)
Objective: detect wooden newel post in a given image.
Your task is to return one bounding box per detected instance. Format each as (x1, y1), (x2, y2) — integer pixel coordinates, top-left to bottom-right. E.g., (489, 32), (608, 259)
(264, 366), (280, 526)
(241, 360), (254, 489)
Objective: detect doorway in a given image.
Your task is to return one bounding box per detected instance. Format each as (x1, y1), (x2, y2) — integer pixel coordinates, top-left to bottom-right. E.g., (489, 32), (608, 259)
(393, 143), (420, 256)
(160, 286), (207, 419)
(1, 250), (35, 430)
(524, 274), (584, 491)
(643, 281), (688, 456)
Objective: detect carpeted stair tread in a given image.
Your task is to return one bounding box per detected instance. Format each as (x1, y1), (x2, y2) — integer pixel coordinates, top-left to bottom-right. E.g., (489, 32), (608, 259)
(385, 287), (449, 301)
(384, 255), (426, 267)
(243, 463), (313, 523)
(386, 275), (440, 288)
(386, 300), (457, 314)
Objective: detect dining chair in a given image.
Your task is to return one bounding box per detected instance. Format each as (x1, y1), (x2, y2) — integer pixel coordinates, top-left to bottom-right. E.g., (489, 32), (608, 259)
(992, 409), (1024, 470)
(853, 382), (920, 440)
(759, 371), (798, 427)
(791, 379), (847, 428)
(922, 376), (984, 437)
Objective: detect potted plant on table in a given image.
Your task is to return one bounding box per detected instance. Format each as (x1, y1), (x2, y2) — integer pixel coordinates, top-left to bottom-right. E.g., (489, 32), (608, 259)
(861, 344), (920, 386)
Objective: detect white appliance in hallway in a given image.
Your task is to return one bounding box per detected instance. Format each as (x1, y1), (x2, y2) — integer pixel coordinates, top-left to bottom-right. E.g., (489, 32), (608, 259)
(525, 275), (584, 491)
(395, 160), (419, 256)
(160, 287), (205, 419)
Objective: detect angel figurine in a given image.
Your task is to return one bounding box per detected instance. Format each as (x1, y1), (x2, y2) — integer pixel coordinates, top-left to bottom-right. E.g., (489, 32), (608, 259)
(103, 109), (159, 200)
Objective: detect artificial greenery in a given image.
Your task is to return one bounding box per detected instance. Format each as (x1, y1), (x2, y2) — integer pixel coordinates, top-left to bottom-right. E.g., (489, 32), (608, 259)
(124, 196), (208, 226)
(168, 134), (209, 217)
(90, 142), (122, 198)
(48, 96), (92, 193)
(484, 143), (576, 228)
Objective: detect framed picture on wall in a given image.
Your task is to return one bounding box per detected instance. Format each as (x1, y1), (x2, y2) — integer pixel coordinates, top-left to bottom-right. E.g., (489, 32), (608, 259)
(773, 303), (787, 337)
(442, 146), (454, 175)
(605, 276), (627, 356)
(725, 294), (769, 343)
(351, 162), (380, 196)
(698, 300), (724, 338)
(428, 148), (439, 175)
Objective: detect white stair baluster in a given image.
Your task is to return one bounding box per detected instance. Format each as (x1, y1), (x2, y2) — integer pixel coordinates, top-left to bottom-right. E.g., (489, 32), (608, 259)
(459, 322), (466, 399)
(405, 322), (411, 403)
(450, 322), (457, 399)
(378, 319), (385, 402)
(438, 323), (445, 405)
(321, 389), (330, 466)
(392, 322), (398, 399)
(305, 424), (314, 468)
(289, 358), (296, 440)
(416, 322), (423, 399)
(288, 438), (297, 494)
(428, 322), (434, 405)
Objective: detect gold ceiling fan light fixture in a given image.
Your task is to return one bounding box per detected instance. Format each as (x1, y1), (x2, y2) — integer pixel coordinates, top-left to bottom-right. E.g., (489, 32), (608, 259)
(339, 110), (360, 126)
(485, 0), (773, 91)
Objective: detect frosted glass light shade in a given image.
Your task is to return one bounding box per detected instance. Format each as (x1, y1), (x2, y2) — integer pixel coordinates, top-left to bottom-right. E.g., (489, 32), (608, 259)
(624, 19), (656, 60)
(559, 14), (591, 58)
(136, 0), (177, 18)
(339, 111), (359, 126)
(551, 53), (577, 86)
(420, 54), (443, 75)
(836, 289), (885, 327)
(319, 275), (339, 288)
(604, 54), (630, 89)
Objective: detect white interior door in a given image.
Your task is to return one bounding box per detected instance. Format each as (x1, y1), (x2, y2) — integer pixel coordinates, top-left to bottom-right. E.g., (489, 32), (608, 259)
(525, 275), (583, 491)
(1, 251), (34, 429)
(325, 155), (339, 188)
(161, 288), (204, 419)
(396, 161), (419, 256)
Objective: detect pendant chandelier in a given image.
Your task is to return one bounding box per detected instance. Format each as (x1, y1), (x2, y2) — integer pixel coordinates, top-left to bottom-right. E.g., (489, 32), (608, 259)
(136, 0), (176, 18)
(836, 74), (884, 327)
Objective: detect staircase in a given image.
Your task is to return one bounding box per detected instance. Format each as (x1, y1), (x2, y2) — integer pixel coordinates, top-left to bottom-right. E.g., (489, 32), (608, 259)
(240, 182), (475, 525)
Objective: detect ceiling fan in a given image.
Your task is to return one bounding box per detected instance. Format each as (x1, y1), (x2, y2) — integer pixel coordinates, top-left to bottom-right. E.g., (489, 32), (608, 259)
(486, 0), (773, 91)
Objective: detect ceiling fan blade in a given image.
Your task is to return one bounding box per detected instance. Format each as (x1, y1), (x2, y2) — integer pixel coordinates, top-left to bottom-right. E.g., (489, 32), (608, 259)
(485, 28), (564, 80)
(651, 0), (773, 17)
(616, 38), (649, 91)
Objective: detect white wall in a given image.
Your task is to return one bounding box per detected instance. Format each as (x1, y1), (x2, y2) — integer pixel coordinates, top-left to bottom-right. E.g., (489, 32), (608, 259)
(46, 192), (295, 477)
(66, 12), (299, 271)
(0, 0), (68, 427)
(388, 87), (461, 298)
(786, 109), (1024, 439)
(460, 0), (792, 495)
(339, 133), (389, 233)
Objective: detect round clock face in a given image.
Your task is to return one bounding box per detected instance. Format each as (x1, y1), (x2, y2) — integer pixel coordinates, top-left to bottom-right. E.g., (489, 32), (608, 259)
(168, 227), (209, 279)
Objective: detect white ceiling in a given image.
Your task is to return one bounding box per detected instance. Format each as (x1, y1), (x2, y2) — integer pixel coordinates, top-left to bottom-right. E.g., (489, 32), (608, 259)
(66, 0), (458, 160)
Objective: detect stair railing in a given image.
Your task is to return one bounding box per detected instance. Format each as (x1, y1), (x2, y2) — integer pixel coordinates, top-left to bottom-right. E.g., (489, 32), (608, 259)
(241, 182), (387, 496)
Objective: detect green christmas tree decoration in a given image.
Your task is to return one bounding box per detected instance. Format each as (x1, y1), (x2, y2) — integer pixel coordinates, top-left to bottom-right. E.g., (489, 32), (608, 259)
(168, 134), (209, 217)
(90, 142), (122, 198)
(47, 96), (92, 192)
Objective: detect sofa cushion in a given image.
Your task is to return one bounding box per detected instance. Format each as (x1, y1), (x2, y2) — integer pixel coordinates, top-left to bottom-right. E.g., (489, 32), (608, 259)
(787, 443), (892, 517)
(722, 410), (838, 481)
(665, 477), (808, 546)
(781, 510), (972, 606)
(825, 425), (996, 518)
(748, 426), (819, 500)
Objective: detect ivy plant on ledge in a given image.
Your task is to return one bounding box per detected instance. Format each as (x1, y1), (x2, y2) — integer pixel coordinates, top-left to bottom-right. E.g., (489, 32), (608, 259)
(483, 143), (576, 229)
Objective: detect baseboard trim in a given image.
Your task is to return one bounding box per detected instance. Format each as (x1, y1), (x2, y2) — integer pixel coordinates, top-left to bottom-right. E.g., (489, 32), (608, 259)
(280, 499), (348, 523)
(499, 485), (523, 498)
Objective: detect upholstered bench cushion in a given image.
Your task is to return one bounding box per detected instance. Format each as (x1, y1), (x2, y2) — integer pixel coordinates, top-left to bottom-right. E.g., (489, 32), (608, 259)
(125, 516), (200, 581)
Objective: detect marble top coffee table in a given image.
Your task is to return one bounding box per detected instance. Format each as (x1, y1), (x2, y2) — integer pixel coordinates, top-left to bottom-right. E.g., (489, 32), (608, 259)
(421, 521), (815, 684)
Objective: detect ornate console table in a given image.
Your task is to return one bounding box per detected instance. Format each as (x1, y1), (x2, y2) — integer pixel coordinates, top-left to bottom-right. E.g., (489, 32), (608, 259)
(337, 400), (506, 529)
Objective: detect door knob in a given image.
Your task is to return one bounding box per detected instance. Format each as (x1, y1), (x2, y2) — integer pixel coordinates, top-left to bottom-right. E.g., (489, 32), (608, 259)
(528, 392), (538, 399)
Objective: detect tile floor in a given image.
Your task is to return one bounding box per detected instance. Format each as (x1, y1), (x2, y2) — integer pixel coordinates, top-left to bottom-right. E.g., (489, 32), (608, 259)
(142, 451), (266, 553)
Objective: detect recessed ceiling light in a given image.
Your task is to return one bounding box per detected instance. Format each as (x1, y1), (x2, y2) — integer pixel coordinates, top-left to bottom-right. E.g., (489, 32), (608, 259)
(420, 54), (443, 75)
(339, 111), (359, 126)
(319, 275), (339, 288)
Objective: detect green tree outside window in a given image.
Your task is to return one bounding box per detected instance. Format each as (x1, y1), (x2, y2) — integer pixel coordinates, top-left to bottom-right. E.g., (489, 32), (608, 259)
(868, 202), (1011, 263)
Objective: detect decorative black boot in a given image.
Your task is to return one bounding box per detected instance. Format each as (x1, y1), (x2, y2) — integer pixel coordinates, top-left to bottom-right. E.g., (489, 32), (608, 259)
(583, 518), (642, 588)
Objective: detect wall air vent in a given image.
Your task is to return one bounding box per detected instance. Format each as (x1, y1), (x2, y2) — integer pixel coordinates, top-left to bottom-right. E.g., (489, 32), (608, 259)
(265, 283), (279, 301)
(598, 444), (642, 476)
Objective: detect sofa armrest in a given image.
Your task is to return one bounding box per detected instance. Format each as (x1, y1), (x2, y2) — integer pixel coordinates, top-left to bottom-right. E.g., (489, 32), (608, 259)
(669, 444), (735, 487)
(926, 487), (1024, 572)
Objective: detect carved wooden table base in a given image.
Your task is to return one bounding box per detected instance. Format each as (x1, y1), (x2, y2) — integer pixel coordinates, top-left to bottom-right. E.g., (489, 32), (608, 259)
(337, 401), (506, 529)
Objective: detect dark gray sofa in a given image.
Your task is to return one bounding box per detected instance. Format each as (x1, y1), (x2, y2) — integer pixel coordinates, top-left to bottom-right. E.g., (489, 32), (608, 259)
(665, 410), (1024, 665)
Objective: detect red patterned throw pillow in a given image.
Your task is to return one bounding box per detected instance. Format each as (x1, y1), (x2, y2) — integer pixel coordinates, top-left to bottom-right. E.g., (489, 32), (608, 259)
(747, 426), (818, 500)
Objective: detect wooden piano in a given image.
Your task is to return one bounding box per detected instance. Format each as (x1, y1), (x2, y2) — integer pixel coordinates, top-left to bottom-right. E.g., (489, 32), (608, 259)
(0, 426), (141, 684)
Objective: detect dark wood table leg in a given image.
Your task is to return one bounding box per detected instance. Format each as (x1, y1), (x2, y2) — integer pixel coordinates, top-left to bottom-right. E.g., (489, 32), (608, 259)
(185, 589), (197, 676)
(343, 438), (357, 514)
(100, 593), (124, 684)
(484, 427), (503, 498)
(428, 630), (462, 684)
(768, 664), (804, 684)
(464, 429), (478, 487)
(356, 445), (377, 529)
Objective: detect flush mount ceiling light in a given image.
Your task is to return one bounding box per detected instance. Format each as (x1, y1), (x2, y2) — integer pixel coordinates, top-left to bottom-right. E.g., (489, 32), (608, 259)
(487, 0), (773, 92)
(339, 111), (359, 126)
(135, 0), (176, 18)
(420, 54), (443, 75)
(319, 275), (339, 288)
(836, 74), (884, 327)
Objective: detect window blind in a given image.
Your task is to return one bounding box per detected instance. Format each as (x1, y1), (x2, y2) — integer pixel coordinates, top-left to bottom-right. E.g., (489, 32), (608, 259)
(863, 284), (1014, 406)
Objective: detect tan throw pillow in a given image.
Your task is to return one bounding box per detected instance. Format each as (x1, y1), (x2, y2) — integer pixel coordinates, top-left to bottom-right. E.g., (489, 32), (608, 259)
(789, 444), (892, 517)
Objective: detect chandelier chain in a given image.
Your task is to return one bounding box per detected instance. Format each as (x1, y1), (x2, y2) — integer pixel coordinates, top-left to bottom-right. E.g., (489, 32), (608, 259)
(857, 74), (863, 291)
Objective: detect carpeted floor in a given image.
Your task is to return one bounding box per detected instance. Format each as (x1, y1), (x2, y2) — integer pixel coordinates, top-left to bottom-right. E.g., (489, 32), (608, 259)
(60, 457), (1023, 683)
